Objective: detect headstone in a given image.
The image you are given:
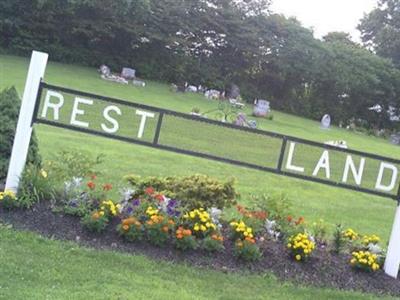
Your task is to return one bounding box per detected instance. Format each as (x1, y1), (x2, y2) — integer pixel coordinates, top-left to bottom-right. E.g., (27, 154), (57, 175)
(121, 67), (136, 79)
(205, 89), (220, 100)
(253, 99), (270, 117)
(99, 65), (111, 77)
(390, 133), (400, 145)
(321, 114), (331, 129)
(132, 79), (145, 87)
(227, 84), (240, 99)
(234, 113), (247, 126)
(186, 85), (198, 93)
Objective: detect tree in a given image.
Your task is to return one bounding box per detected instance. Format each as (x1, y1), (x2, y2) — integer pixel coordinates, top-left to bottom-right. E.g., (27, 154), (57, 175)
(359, 0), (400, 67)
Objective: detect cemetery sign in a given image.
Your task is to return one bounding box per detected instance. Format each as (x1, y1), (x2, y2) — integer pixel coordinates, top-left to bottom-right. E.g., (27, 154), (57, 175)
(5, 51), (400, 279)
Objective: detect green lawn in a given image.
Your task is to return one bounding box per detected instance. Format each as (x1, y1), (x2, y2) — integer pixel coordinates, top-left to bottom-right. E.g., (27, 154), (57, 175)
(1, 54), (400, 299)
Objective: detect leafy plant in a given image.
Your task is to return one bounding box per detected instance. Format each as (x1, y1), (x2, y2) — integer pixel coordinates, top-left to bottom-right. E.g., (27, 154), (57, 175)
(48, 150), (104, 182)
(16, 164), (56, 208)
(311, 219), (329, 244)
(117, 217), (144, 242)
(202, 234), (225, 252)
(233, 238), (261, 262)
(332, 224), (346, 254)
(175, 227), (198, 251)
(81, 210), (109, 233)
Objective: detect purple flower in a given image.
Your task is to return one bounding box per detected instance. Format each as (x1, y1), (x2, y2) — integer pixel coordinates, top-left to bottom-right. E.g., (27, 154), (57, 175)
(132, 199), (141, 206)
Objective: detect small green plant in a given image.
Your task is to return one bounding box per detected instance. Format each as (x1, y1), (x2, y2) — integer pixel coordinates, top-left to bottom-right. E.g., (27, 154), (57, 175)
(175, 227), (198, 251)
(81, 210), (109, 233)
(49, 150), (104, 182)
(332, 224), (346, 254)
(233, 238), (261, 262)
(311, 219), (329, 244)
(202, 234), (225, 252)
(16, 164), (56, 208)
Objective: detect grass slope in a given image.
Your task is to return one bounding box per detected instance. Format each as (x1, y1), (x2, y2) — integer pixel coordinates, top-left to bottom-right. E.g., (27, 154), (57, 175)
(0, 226), (394, 300)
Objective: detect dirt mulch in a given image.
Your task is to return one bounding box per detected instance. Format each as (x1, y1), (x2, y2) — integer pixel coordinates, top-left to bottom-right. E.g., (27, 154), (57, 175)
(0, 201), (399, 297)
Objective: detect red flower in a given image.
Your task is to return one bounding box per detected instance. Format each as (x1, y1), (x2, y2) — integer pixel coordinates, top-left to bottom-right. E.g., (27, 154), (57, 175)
(90, 174), (97, 180)
(287, 215), (293, 223)
(87, 181), (96, 190)
(145, 187), (154, 195)
(155, 194), (164, 202)
(103, 183), (113, 191)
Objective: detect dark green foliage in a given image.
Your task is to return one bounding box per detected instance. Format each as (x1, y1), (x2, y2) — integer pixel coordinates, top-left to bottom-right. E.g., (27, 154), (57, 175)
(16, 164), (55, 208)
(1, 1), (400, 130)
(332, 224), (346, 254)
(0, 87), (41, 183)
(125, 174), (237, 210)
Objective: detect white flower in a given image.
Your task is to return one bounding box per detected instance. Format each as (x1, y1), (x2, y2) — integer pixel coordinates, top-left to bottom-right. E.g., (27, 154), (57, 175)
(120, 188), (135, 202)
(368, 243), (383, 254)
(209, 207), (222, 227)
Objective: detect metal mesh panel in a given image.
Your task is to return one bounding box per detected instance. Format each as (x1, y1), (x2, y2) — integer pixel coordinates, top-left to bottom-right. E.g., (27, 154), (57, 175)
(34, 83), (400, 201)
(159, 114), (283, 169)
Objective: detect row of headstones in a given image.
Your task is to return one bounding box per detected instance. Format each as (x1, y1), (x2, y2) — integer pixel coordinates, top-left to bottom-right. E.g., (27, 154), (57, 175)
(99, 65), (146, 87)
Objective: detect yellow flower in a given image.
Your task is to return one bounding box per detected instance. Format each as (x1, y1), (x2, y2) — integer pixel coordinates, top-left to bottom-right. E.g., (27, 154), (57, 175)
(40, 169), (48, 178)
(295, 255), (301, 261)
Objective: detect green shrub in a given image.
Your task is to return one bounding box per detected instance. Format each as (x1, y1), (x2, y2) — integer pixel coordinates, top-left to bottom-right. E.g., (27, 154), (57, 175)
(16, 164), (56, 208)
(48, 150), (104, 182)
(125, 174), (237, 210)
(233, 239), (262, 262)
(81, 210), (109, 233)
(0, 87), (41, 183)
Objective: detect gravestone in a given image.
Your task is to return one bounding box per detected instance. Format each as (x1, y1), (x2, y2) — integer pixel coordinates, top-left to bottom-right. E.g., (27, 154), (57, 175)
(390, 133), (400, 145)
(99, 65), (111, 77)
(321, 114), (331, 129)
(121, 67), (136, 79)
(253, 99), (270, 117)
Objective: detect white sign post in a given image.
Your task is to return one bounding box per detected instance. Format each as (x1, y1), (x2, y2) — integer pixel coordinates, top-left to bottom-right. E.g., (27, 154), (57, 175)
(5, 51), (48, 193)
(384, 204), (400, 278)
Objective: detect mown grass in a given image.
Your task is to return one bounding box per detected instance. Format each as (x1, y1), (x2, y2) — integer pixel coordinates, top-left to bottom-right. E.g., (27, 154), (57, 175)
(0, 226), (394, 300)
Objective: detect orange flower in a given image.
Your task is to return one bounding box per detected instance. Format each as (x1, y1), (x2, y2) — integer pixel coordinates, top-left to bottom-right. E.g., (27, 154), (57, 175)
(245, 237), (255, 244)
(92, 212), (100, 220)
(147, 220), (154, 226)
(183, 229), (192, 236)
(168, 219), (175, 225)
(287, 215), (293, 222)
(103, 183), (113, 191)
(295, 217), (305, 225)
(162, 225), (169, 233)
(122, 224), (130, 231)
(176, 234), (183, 239)
(122, 217), (136, 226)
